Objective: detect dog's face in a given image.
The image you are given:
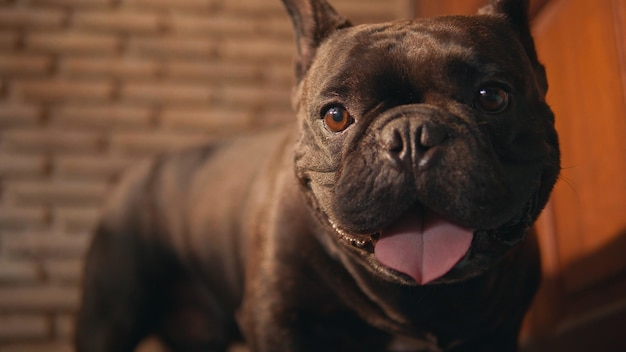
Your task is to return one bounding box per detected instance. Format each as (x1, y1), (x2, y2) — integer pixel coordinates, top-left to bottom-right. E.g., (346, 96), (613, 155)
(284, 0), (560, 285)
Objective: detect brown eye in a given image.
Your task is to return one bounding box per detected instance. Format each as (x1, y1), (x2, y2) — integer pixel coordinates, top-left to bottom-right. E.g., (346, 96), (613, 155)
(323, 106), (352, 132)
(474, 86), (510, 113)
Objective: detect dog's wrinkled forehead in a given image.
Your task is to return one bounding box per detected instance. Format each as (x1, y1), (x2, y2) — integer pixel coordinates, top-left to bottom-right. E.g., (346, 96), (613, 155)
(305, 16), (534, 108)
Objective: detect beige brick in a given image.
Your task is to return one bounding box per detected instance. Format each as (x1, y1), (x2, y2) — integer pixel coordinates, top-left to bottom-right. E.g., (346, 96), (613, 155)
(30, 0), (111, 7)
(43, 259), (83, 284)
(50, 105), (152, 130)
(0, 154), (46, 178)
(221, 0), (284, 15)
(0, 342), (72, 352)
(54, 314), (74, 340)
(54, 155), (134, 181)
(264, 18), (294, 39)
(0, 314), (49, 341)
(160, 107), (250, 133)
(212, 85), (290, 108)
(110, 131), (210, 156)
(334, 0), (412, 22)
(73, 10), (162, 34)
(53, 206), (101, 233)
(163, 61), (258, 83)
(261, 65), (293, 85)
(165, 61), (291, 85)
(15, 79), (113, 102)
(217, 38), (293, 62)
(6, 180), (107, 206)
(168, 14), (291, 40)
(0, 8), (66, 29)
(26, 31), (119, 54)
(168, 14), (257, 37)
(0, 206), (48, 231)
(0, 260), (40, 284)
(121, 82), (211, 105)
(128, 36), (214, 59)
(125, 0), (218, 11)
(0, 104), (41, 127)
(0, 30), (18, 49)
(60, 57), (158, 79)
(0, 285), (79, 312)
(0, 130), (102, 155)
(0, 54), (53, 76)
(2, 232), (91, 259)
(256, 109), (294, 128)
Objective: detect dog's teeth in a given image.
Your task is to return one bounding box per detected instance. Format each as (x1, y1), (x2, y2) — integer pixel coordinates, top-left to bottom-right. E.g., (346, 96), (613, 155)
(352, 239), (367, 247)
(328, 219), (371, 248)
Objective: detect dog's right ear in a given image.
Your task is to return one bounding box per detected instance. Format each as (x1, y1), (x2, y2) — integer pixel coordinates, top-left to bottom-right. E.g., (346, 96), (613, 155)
(479, 0), (548, 95)
(281, 0), (352, 82)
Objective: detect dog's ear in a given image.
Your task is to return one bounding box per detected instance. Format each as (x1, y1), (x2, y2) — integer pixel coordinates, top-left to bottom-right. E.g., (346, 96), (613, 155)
(479, 0), (548, 94)
(281, 0), (352, 82)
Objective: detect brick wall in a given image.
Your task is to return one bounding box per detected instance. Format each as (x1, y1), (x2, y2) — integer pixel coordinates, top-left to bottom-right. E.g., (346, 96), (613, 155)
(0, 0), (412, 350)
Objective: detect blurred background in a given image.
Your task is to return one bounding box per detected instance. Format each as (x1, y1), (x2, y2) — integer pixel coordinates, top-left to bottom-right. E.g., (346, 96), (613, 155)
(0, 0), (624, 351)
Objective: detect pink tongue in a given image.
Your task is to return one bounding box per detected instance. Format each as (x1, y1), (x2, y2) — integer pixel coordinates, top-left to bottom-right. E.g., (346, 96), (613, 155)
(374, 211), (473, 284)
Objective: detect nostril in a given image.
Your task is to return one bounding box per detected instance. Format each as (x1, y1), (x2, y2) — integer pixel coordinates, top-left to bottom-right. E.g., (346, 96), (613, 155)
(382, 127), (406, 170)
(388, 129), (404, 154)
(419, 123), (448, 149)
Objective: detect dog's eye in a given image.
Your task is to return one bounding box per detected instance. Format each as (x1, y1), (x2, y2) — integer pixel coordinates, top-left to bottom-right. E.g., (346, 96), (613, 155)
(474, 86), (510, 113)
(323, 106), (353, 132)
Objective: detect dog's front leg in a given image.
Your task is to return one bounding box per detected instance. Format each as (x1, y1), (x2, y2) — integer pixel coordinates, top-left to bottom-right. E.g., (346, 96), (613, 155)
(237, 234), (390, 352)
(75, 225), (164, 352)
(239, 288), (391, 352)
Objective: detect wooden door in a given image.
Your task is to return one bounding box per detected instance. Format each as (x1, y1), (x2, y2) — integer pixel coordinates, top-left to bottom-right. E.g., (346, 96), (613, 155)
(524, 0), (626, 350)
(415, 0), (626, 351)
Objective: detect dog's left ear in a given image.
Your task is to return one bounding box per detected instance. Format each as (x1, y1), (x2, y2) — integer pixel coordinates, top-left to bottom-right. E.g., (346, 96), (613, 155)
(281, 0), (352, 82)
(480, 0), (548, 94)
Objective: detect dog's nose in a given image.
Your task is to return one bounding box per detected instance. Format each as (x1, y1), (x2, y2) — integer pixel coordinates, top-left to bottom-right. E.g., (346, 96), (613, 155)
(418, 123), (448, 149)
(382, 120), (448, 170)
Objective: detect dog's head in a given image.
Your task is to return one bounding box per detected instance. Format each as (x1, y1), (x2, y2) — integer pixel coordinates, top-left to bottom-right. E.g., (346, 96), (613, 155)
(283, 0), (560, 285)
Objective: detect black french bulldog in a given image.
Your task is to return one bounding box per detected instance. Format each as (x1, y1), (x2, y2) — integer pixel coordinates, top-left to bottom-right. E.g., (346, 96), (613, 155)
(75, 0), (560, 351)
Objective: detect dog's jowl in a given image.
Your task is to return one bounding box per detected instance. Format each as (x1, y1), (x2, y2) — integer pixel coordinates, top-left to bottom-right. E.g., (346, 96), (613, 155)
(75, 0), (560, 351)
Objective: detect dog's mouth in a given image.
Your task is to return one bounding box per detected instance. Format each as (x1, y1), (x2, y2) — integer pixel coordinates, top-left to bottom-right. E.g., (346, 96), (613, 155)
(329, 201), (535, 285)
(331, 210), (473, 285)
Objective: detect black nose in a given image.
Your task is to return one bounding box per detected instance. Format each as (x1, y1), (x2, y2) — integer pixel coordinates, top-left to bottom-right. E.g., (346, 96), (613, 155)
(418, 123), (448, 149)
(382, 120), (449, 170)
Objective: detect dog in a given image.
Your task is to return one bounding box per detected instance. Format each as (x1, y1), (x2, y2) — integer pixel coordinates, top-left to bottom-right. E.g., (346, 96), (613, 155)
(75, 0), (560, 350)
